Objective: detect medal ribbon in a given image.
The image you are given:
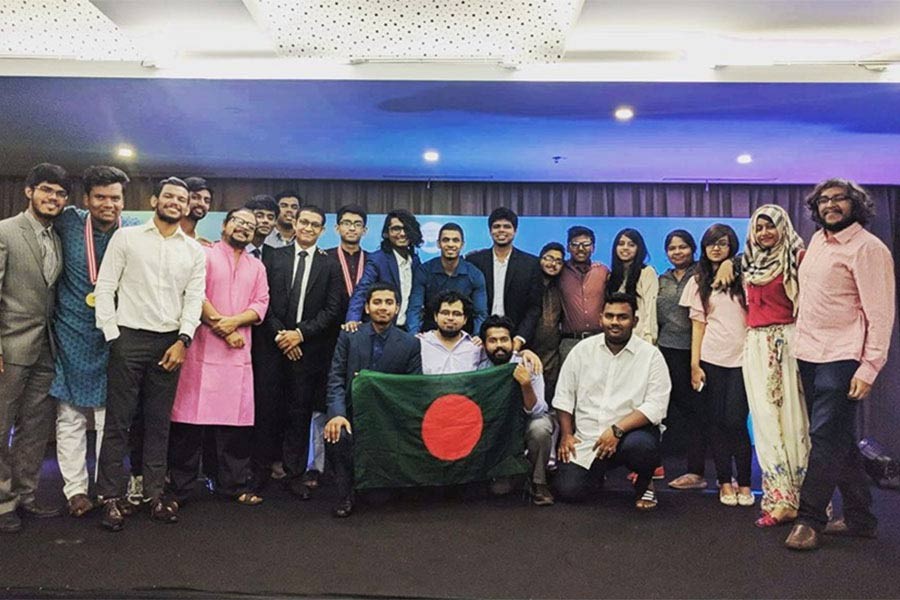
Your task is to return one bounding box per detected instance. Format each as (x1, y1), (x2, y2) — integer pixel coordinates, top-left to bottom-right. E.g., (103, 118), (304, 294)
(336, 247), (365, 297)
(84, 215), (122, 285)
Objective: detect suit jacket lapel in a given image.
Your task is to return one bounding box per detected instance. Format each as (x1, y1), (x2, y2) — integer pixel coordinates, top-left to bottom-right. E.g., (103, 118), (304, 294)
(18, 215), (48, 285)
(504, 248), (520, 297)
(387, 251), (401, 288)
(305, 250), (324, 293)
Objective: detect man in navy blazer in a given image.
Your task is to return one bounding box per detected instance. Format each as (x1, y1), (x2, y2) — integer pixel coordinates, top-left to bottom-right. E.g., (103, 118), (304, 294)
(325, 282), (422, 518)
(344, 208), (422, 331)
(466, 207), (542, 351)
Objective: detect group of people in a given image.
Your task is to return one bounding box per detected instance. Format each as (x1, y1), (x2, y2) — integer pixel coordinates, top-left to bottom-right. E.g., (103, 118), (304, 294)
(0, 162), (894, 552)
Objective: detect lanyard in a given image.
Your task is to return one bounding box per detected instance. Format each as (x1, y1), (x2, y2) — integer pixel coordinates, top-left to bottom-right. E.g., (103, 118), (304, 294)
(84, 215), (120, 285)
(337, 247), (365, 296)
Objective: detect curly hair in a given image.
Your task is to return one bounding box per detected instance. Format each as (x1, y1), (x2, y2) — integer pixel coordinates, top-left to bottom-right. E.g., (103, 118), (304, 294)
(805, 178), (875, 227)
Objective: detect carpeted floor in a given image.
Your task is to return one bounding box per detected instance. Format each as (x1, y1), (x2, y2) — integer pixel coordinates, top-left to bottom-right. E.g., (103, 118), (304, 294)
(2, 452), (899, 600)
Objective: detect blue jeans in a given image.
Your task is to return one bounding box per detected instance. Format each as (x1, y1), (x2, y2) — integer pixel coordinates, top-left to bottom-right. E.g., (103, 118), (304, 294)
(553, 426), (660, 501)
(797, 360), (875, 532)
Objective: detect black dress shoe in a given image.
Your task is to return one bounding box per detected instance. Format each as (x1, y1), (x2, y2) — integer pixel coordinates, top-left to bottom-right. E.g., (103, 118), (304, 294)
(288, 480), (312, 501)
(332, 499), (354, 518)
(824, 518), (877, 539)
(0, 510), (22, 533)
(18, 503), (63, 518)
(784, 523), (820, 551)
(101, 499), (125, 532)
(149, 498), (179, 524)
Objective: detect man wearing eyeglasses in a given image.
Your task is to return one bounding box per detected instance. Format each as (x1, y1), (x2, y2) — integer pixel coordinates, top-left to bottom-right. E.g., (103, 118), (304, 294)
(785, 179), (896, 551)
(265, 191), (301, 248)
(261, 205), (343, 501)
(558, 226), (610, 365)
(0, 163), (68, 533)
(168, 208), (269, 509)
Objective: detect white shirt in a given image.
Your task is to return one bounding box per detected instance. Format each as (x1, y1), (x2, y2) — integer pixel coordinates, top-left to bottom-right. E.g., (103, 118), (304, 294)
(95, 219), (206, 342)
(264, 229), (294, 248)
(554, 334), (672, 469)
(420, 330), (484, 374)
(292, 243), (316, 325)
(491, 250), (509, 317)
(394, 249), (413, 327)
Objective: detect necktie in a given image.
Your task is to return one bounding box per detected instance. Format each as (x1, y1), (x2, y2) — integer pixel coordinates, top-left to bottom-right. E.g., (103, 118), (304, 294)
(287, 250), (308, 325)
(40, 229), (57, 281)
(251, 248), (261, 259)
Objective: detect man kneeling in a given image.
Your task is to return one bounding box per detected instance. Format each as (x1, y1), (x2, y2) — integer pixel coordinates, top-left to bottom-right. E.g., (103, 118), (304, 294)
(323, 283), (422, 518)
(552, 293), (671, 510)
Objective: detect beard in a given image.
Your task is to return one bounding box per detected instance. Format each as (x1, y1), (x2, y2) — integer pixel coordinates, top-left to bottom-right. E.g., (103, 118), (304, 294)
(486, 348), (511, 365)
(822, 213), (855, 232)
(156, 209), (182, 224)
(437, 326), (462, 339)
(226, 235), (250, 249)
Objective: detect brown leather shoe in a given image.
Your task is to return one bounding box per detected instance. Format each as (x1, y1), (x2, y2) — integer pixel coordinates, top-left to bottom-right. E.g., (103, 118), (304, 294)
(784, 523), (820, 551)
(67, 494), (94, 518)
(824, 518), (877, 539)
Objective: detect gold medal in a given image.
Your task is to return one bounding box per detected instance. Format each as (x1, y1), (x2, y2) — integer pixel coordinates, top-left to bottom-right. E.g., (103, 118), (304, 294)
(85, 292), (96, 308)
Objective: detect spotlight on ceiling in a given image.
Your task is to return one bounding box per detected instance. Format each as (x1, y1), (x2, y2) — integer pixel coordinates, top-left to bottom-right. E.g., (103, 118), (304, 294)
(116, 146), (135, 159)
(423, 150), (440, 163)
(736, 153), (753, 164)
(614, 106), (635, 121)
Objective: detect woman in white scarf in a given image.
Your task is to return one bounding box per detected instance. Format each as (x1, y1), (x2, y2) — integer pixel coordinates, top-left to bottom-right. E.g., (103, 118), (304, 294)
(742, 204), (811, 527)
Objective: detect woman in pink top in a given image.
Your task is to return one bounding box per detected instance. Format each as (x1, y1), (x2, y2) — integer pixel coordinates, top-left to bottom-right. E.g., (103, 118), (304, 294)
(680, 224), (753, 507)
(742, 205), (810, 527)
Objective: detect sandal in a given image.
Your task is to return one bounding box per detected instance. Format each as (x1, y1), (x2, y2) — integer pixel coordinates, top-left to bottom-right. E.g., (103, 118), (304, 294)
(236, 492), (264, 506)
(668, 473), (708, 490)
(635, 486), (658, 511)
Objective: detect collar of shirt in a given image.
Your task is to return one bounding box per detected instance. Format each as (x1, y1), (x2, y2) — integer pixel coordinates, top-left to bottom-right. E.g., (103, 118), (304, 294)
(141, 217), (187, 240)
(661, 263), (696, 282)
(597, 333), (641, 357)
(565, 259), (594, 275)
(825, 221), (863, 245)
(294, 242), (318, 256)
(493, 248), (512, 264)
(368, 324), (392, 340)
(23, 209), (51, 234)
(427, 256), (471, 276)
(423, 329), (473, 350)
(393, 249), (411, 266)
(246, 243), (261, 255)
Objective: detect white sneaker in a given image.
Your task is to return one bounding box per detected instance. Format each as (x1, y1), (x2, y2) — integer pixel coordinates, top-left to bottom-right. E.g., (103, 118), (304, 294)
(126, 475), (143, 506)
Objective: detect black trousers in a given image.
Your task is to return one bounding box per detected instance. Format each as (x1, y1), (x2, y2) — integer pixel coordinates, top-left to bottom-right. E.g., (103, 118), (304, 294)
(661, 346), (707, 475)
(327, 431), (355, 502)
(250, 342), (287, 479)
(96, 328), (181, 501)
(797, 359), (875, 532)
(282, 366), (328, 480)
(168, 422), (252, 502)
(701, 361), (752, 487)
(553, 426), (661, 501)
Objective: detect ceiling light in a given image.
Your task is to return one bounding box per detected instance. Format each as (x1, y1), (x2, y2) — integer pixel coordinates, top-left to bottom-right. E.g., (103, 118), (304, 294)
(736, 153), (753, 164)
(614, 106), (634, 121)
(423, 150), (440, 163)
(116, 146), (135, 158)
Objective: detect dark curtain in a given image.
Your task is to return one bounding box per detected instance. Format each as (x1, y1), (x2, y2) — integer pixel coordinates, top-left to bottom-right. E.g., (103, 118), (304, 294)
(2, 176), (898, 454)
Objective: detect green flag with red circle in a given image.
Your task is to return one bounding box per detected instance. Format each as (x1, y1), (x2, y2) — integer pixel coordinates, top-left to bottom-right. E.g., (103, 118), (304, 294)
(350, 363), (528, 490)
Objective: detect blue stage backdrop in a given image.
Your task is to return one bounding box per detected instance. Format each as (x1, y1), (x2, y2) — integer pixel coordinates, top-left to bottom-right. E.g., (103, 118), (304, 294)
(127, 212), (748, 272)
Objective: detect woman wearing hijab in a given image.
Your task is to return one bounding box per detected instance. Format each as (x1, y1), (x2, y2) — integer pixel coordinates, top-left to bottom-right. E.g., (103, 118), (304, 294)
(742, 205), (810, 527)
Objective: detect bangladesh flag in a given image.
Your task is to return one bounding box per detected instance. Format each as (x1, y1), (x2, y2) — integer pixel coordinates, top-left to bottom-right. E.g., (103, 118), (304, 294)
(351, 362), (529, 490)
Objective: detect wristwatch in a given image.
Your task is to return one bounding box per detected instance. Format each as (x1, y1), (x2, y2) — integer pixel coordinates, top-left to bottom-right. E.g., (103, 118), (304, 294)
(611, 424), (625, 439)
(177, 333), (192, 348)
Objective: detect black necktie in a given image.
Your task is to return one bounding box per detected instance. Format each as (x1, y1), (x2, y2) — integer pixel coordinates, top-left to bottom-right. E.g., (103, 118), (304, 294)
(287, 250), (308, 325)
(251, 248), (261, 259)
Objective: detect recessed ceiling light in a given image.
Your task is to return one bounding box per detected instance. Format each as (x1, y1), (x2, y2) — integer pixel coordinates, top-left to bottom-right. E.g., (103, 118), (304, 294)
(614, 106), (634, 121)
(116, 146), (135, 158)
(423, 150), (440, 162)
(736, 153), (753, 164)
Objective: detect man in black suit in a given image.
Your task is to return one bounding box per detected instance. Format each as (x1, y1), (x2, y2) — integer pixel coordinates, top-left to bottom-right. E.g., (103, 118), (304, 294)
(261, 205), (343, 500)
(324, 282), (422, 518)
(466, 207), (542, 351)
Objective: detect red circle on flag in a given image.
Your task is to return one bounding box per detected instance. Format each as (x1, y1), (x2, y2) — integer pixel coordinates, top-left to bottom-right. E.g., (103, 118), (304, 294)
(421, 394), (483, 461)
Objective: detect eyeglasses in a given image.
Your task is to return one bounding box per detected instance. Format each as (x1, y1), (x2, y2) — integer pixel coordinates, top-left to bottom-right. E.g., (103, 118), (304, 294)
(541, 256), (564, 265)
(35, 185), (69, 200)
(437, 310), (465, 318)
(569, 241), (593, 250)
(230, 216), (256, 229)
(816, 194), (851, 207)
(295, 218), (324, 230)
(707, 239), (730, 249)
(339, 219), (365, 229)
(388, 225), (406, 234)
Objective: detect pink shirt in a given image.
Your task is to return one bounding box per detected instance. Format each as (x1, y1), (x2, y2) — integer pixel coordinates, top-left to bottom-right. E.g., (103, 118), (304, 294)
(794, 223), (896, 384)
(680, 276), (747, 368)
(171, 242), (270, 426)
(559, 260), (609, 334)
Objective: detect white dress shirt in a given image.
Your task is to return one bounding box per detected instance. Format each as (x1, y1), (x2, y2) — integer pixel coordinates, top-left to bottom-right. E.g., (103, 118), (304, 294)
(491, 250), (509, 317)
(292, 243), (316, 325)
(553, 333), (672, 469)
(420, 330), (484, 374)
(394, 249), (413, 327)
(95, 219), (206, 342)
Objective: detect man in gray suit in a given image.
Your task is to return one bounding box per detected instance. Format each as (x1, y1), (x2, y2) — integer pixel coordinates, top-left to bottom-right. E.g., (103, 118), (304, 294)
(0, 163), (68, 533)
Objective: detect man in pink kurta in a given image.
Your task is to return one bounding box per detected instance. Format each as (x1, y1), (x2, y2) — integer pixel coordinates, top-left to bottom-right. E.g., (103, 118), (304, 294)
(168, 208), (270, 506)
(785, 179), (896, 551)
